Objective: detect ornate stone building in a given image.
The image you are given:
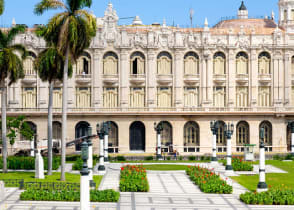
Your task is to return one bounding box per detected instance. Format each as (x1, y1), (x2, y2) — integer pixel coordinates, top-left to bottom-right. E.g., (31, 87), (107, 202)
(2, 0), (294, 155)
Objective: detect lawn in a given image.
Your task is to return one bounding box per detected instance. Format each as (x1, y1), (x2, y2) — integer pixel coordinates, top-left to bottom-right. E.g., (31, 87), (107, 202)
(231, 160), (294, 192)
(112, 160), (209, 163)
(143, 164), (188, 170)
(0, 172), (103, 188)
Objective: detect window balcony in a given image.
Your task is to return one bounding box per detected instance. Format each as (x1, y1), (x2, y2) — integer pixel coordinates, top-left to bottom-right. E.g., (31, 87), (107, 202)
(184, 74), (200, 85)
(75, 74), (91, 85)
(213, 74), (226, 84)
(129, 74), (145, 85)
(22, 74), (37, 85)
(102, 74), (119, 85)
(236, 74), (249, 85)
(156, 74), (173, 85)
(258, 74), (272, 84)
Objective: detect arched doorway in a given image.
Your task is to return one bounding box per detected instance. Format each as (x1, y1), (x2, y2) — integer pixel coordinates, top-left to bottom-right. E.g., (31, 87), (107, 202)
(129, 121), (145, 151)
(75, 121), (90, 151)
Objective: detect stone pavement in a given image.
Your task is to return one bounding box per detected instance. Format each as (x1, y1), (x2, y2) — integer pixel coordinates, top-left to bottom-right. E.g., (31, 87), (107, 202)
(1, 162), (293, 210)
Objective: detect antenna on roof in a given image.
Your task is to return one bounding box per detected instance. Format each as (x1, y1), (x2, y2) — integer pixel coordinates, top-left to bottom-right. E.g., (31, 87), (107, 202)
(189, 8), (194, 28)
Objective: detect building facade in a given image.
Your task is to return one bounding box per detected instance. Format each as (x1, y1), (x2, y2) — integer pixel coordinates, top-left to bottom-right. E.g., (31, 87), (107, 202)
(2, 0), (294, 155)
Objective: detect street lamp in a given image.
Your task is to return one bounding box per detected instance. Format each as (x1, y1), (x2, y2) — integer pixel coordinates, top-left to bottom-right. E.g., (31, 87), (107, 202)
(80, 140), (90, 210)
(154, 122), (163, 160)
(210, 121), (219, 164)
(96, 123), (106, 175)
(224, 122), (234, 176)
(257, 127), (268, 192)
(104, 122), (110, 163)
(288, 121), (294, 156)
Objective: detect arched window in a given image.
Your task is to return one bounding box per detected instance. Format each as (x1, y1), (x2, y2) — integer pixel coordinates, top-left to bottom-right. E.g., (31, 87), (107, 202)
(159, 121), (173, 146)
(184, 121), (200, 146)
(157, 51), (172, 75)
(236, 52), (248, 74)
(184, 52), (199, 75)
(291, 56), (294, 75)
(53, 121), (62, 140)
(258, 52), (271, 74)
(103, 52), (118, 75)
(23, 51), (37, 75)
(216, 121), (226, 146)
(259, 121), (272, 146)
(130, 52), (145, 75)
(236, 121), (249, 145)
(106, 121), (118, 148)
(287, 125), (292, 152)
(75, 121), (90, 151)
(213, 52), (226, 75)
(21, 121), (37, 140)
(75, 52), (91, 75)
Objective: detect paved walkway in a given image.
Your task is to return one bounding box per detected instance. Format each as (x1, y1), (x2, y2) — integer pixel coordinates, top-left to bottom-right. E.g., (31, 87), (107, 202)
(1, 162), (293, 210)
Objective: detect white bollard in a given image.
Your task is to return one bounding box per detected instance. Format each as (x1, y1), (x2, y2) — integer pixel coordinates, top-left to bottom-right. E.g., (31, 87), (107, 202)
(291, 132), (294, 154)
(257, 141), (268, 192)
(104, 134), (109, 163)
(211, 134), (218, 164)
(80, 174), (90, 210)
(35, 150), (45, 179)
(30, 141), (34, 157)
(157, 133), (163, 160)
(87, 142), (93, 182)
(225, 137), (234, 176)
(98, 136), (105, 175)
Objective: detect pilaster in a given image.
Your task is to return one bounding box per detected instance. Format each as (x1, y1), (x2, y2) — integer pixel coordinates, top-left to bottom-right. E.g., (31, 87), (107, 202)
(250, 50), (258, 108)
(147, 51), (156, 109)
(93, 50), (102, 108)
(174, 50), (183, 109)
(228, 50), (236, 109)
(120, 50), (129, 109)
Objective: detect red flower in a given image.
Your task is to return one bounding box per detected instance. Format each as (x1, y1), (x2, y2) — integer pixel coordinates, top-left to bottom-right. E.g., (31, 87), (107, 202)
(121, 167), (125, 171)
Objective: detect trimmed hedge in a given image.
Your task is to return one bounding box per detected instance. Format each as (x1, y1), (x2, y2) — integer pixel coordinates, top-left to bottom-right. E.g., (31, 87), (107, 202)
(72, 158), (97, 171)
(186, 165), (232, 194)
(220, 157), (253, 171)
(0, 157), (60, 170)
(240, 188), (294, 205)
(20, 189), (120, 202)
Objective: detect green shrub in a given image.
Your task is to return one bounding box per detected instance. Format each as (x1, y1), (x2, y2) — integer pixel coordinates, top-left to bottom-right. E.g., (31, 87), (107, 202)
(178, 156), (183, 161)
(0, 157), (60, 170)
(166, 156), (171, 160)
(119, 165), (149, 192)
(188, 156), (196, 161)
(273, 154), (283, 161)
(66, 155), (80, 162)
(240, 187), (294, 205)
(20, 189), (120, 202)
(285, 154), (294, 161)
(144, 156), (153, 161)
(221, 157), (253, 171)
(72, 158), (97, 171)
(117, 156), (126, 161)
(186, 166), (232, 194)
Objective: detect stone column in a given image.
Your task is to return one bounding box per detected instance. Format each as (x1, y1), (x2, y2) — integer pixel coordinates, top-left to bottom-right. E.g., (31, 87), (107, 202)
(284, 53), (290, 106)
(147, 51), (156, 109)
(250, 50), (258, 108)
(174, 50), (183, 109)
(120, 50), (129, 109)
(228, 50), (236, 109)
(200, 55), (207, 104)
(273, 55), (280, 106)
(93, 50), (102, 109)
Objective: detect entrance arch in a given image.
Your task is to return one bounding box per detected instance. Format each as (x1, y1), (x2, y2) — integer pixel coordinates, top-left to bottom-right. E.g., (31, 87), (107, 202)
(129, 121), (145, 151)
(75, 121), (90, 151)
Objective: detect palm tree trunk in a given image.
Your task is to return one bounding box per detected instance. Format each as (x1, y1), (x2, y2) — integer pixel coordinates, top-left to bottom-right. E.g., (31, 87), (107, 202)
(47, 81), (53, 175)
(61, 46), (69, 181)
(1, 79), (7, 173)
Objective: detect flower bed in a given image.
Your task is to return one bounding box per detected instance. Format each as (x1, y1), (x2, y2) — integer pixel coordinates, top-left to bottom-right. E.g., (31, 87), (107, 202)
(240, 187), (294, 205)
(186, 166), (232, 194)
(20, 189), (120, 202)
(119, 165), (149, 192)
(220, 157), (253, 171)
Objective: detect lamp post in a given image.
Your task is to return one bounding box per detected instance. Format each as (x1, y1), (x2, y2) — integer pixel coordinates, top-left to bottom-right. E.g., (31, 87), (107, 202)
(224, 122), (234, 176)
(80, 140), (90, 210)
(288, 121), (294, 156)
(86, 126), (95, 187)
(210, 121), (219, 164)
(154, 122), (163, 160)
(104, 122), (110, 163)
(257, 127), (268, 192)
(96, 123), (106, 175)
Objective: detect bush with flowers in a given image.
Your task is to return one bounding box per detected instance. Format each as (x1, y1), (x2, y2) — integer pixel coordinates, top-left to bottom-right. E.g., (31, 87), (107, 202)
(119, 165), (149, 192)
(220, 157), (253, 171)
(240, 186), (294, 205)
(186, 166), (233, 194)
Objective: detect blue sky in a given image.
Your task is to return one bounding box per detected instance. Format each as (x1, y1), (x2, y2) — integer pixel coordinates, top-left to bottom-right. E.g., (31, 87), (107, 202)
(1, 0), (279, 27)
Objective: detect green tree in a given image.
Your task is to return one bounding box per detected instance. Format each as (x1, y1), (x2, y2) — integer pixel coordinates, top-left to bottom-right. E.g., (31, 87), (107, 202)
(34, 0), (96, 181)
(0, 0), (4, 15)
(0, 25), (27, 173)
(34, 46), (72, 175)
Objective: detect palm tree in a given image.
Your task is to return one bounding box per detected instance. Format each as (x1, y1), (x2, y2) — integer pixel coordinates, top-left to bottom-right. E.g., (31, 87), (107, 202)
(0, 25), (27, 172)
(34, 47), (72, 175)
(34, 0), (96, 181)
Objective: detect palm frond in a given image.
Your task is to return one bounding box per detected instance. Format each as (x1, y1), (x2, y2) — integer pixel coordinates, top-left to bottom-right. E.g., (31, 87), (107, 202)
(7, 25), (26, 44)
(34, 0), (67, 15)
(10, 44), (27, 59)
(0, 30), (7, 49)
(0, 0), (4, 16)
(67, 0), (92, 12)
